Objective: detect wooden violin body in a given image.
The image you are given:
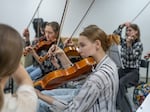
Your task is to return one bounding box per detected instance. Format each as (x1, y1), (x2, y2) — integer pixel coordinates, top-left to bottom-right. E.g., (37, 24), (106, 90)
(38, 46), (81, 63)
(23, 39), (56, 56)
(64, 46), (80, 57)
(34, 57), (96, 90)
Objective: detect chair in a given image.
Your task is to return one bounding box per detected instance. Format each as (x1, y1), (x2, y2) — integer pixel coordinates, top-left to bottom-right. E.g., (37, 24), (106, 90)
(140, 59), (149, 83)
(127, 59), (149, 87)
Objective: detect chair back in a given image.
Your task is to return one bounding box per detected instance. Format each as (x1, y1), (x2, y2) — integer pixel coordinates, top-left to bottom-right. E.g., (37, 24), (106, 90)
(140, 59), (149, 83)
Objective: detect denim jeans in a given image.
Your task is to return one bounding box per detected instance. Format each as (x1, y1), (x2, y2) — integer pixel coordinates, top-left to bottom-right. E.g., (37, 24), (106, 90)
(37, 88), (79, 112)
(26, 65), (42, 81)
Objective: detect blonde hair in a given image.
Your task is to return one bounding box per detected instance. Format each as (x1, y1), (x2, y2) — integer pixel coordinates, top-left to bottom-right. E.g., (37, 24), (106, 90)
(0, 24), (23, 110)
(80, 25), (120, 52)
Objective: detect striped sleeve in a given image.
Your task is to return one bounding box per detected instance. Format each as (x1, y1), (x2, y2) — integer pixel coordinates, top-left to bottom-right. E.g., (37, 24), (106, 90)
(52, 78), (101, 112)
(51, 56), (118, 112)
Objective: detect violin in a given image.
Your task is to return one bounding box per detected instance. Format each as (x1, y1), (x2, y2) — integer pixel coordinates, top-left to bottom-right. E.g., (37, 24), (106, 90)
(64, 46), (80, 57)
(23, 39), (56, 56)
(38, 54), (49, 63)
(34, 57), (96, 90)
(38, 46), (81, 63)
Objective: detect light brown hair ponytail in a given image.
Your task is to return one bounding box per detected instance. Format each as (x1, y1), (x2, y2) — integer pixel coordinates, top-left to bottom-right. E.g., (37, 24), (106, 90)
(80, 25), (120, 52)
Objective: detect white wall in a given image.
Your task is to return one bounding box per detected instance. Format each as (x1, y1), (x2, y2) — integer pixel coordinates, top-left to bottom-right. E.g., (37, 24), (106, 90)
(0, 0), (150, 78)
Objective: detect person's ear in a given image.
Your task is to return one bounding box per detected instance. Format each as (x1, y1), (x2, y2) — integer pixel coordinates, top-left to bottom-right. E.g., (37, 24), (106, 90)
(95, 40), (101, 50)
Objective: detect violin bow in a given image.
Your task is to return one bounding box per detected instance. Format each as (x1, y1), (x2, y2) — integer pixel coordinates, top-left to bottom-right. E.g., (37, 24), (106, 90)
(57, 0), (70, 46)
(27, 0), (44, 29)
(70, 0), (95, 39)
(131, 1), (150, 22)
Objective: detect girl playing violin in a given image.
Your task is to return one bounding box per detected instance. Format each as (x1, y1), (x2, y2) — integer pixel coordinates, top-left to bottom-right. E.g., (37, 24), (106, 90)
(114, 22), (143, 112)
(36, 24), (119, 112)
(23, 18), (46, 79)
(0, 24), (38, 112)
(24, 21), (64, 81)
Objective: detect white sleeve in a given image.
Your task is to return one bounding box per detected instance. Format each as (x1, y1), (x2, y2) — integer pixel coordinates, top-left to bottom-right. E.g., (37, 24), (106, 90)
(2, 85), (38, 112)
